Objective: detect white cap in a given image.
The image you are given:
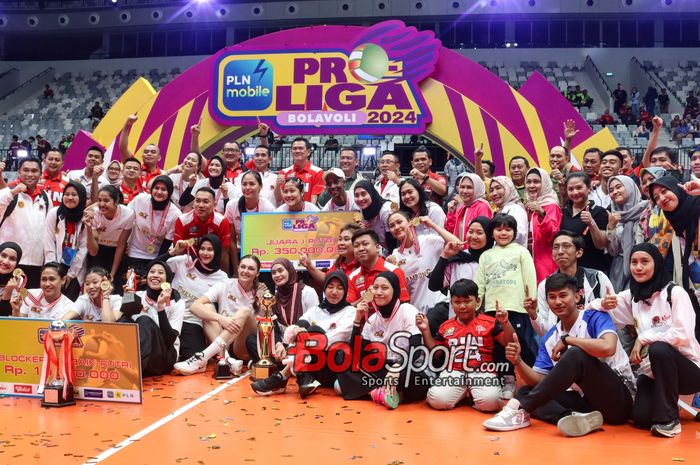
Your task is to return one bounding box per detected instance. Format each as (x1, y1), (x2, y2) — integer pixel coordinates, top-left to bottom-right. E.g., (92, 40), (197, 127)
(323, 167), (346, 182)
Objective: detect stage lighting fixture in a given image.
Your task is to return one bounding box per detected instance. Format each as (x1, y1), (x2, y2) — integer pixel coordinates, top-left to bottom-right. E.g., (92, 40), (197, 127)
(505, 42), (511, 48)
(362, 147), (377, 157)
(111, 0), (118, 4)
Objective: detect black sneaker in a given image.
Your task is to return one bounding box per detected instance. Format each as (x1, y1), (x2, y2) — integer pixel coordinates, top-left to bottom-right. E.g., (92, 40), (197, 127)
(651, 419), (681, 438)
(297, 372), (321, 399)
(251, 372), (288, 396)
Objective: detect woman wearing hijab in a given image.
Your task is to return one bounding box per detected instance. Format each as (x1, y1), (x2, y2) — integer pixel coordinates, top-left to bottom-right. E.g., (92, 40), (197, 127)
(116, 260), (185, 376)
(427, 217), (494, 336)
(0, 242), (23, 316)
(445, 173), (493, 246)
(525, 167), (562, 283)
(650, 175), (700, 336)
(489, 176), (527, 247)
(180, 156), (240, 213)
(606, 175), (647, 292)
(251, 271), (356, 397)
(594, 243), (700, 438)
(336, 271), (428, 408)
(100, 160), (123, 187)
(245, 258), (320, 366)
(353, 180), (394, 251)
(125, 175), (181, 278)
(44, 181), (88, 300)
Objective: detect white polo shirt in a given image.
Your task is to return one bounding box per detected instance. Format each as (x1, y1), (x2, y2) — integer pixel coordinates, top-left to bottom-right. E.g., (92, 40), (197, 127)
(20, 290), (74, 320)
(128, 194), (181, 259)
(167, 255), (228, 327)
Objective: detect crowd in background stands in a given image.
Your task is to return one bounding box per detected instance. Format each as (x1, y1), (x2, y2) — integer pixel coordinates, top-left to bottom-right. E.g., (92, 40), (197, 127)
(0, 112), (699, 440)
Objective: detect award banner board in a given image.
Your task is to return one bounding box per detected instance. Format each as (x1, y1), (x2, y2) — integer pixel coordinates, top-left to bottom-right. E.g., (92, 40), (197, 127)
(240, 211), (358, 270)
(0, 318), (142, 404)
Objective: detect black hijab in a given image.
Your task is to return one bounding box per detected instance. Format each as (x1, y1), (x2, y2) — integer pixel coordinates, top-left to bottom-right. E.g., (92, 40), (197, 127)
(319, 271), (349, 314)
(375, 271), (401, 318)
(144, 260), (180, 302)
(649, 175), (700, 307)
(208, 156), (226, 189)
(196, 234), (222, 275)
(447, 216), (494, 265)
(150, 175), (174, 211)
(56, 181), (87, 224)
(629, 243), (671, 302)
(354, 180), (387, 221)
(0, 242), (22, 287)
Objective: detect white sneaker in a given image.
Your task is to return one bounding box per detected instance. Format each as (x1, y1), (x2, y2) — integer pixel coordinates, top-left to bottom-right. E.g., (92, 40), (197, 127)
(173, 352), (207, 375)
(227, 358), (244, 376)
(500, 375), (516, 400)
(482, 399), (531, 431)
(557, 411), (604, 437)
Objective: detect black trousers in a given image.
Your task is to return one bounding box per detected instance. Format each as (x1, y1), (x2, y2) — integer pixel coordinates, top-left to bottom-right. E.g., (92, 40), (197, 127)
(426, 301), (449, 338)
(131, 315), (177, 377)
(516, 346), (633, 425)
(486, 311), (538, 373)
(178, 322), (207, 362)
(632, 341), (700, 428)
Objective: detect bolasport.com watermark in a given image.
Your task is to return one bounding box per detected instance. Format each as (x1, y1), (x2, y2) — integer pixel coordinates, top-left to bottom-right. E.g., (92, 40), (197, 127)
(288, 331), (511, 389)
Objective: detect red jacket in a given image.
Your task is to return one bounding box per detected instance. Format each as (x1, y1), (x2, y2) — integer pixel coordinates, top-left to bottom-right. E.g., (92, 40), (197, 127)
(445, 199), (493, 243)
(530, 203), (562, 283)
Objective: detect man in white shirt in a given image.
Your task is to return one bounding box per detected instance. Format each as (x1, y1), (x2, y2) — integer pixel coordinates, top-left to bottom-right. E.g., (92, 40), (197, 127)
(589, 150), (623, 209)
(234, 145), (278, 206)
(67, 145), (108, 201)
(374, 151), (401, 204)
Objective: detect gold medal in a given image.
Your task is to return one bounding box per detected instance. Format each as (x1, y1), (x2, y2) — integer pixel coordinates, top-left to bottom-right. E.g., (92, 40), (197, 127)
(17, 201), (24, 208)
(19, 288), (27, 298)
(390, 202), (399, 212)
(100, 281), (110, 292)
(146, 244), (156, 254)
(160, 282), (171, 292)
(353, 213), (363, 223)
(362, 290), (374, 303)
(12, 269), (23, 278)
(186, 238), (196, 247)
(411, 217), (421, 227)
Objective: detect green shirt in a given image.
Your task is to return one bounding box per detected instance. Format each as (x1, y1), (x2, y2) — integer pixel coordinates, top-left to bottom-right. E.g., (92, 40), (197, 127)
(476, 242), (538, 314)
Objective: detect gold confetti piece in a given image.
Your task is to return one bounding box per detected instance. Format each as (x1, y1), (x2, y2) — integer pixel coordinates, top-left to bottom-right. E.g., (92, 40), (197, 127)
(387, 461), (404, 465)
(209, 445), (221, 450)
(672, 459), (685, 462)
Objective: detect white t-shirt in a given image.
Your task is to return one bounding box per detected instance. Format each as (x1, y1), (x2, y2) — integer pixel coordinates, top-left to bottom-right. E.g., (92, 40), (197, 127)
(362, 303), (420, 360)
(169, 172), (202, 212)
(167, 255), (229, 327)
(90, 204), (136, 247)
(299, 304), (356, 345)
(128, 194), (181, 259)
(275, 202), (320, 212)
(19, 290), (74, 320)
(374, 178), (400, 204)
(204, 278), (258, 318)
(233, 170), (278, 207)
(67, 168), (108, 193)
(225, 197), (277, 247)
(192, 178), (241, 214)
(391, 234), (448, 313)
(321, 193), (358, 212)
(363, 202), (393, 250)
(72, 294), (122, 322)
(132, 290), (186, 357)
(414, 202), (447, 237)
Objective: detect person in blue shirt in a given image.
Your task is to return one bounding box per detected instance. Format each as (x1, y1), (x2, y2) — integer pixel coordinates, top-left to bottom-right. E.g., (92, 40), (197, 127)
(483, 273), (634, 437)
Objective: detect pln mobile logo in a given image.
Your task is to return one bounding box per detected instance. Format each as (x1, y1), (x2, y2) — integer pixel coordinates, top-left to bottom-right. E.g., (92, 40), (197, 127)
(220, 59), (273, 111)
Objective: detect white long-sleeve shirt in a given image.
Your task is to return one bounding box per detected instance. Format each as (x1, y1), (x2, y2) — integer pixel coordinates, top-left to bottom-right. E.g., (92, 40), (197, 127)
(44, 207), (88, 283)
(0, 188), (50, 266)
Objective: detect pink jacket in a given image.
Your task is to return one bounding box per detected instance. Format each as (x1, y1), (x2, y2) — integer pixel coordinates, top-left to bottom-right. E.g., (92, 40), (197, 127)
(530, 203), (562, 283)
(445, 199), (493, 242)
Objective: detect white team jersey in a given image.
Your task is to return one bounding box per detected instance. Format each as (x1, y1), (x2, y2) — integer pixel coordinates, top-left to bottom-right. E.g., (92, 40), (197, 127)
(169, 172), (202, 212)
(275, 202), (320, 212)
(413, 202), (447, 237)
(299, 304), (356, 345)
(233, 170), (278, 207)
(167, 255), (229, 327)
(133, 290), (186, 357)
(71, 294), (122, 322)
(89, 204), (135, 247)
(391, 234), (448, 313)
(127, 194), (181, 259)
(19, 290), (74, 320)
(362, 303), (421, 360)
(204, 278), (258, 318)
(192, 178), (241, 214)
(224, 197), (276, 247)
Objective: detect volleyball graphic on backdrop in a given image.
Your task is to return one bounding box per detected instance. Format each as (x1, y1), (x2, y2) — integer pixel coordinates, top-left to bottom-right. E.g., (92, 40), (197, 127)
(349, 43), (389, 83)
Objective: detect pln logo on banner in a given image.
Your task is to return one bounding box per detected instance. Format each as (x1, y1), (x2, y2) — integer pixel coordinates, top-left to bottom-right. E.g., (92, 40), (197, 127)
(210, 20), (440, 134)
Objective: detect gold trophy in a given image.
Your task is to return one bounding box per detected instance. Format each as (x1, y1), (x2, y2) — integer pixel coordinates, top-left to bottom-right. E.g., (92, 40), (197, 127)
(251, 290), (279, 381)
(39, 320), (76, 407)
(121, 268), (143, 317)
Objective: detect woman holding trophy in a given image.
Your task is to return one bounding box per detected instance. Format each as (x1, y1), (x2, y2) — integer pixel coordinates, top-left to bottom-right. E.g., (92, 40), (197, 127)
(173, 253), (262, 376)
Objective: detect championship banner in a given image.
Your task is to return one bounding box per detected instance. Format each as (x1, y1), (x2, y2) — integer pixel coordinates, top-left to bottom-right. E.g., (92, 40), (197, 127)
(0, 318), (142, 404)
(241, 211), (357, 270)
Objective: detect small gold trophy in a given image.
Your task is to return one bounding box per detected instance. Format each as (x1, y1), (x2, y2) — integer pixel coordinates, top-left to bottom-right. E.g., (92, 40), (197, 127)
(39, 320), (76, 408)
(121, 268), (143, 317)
(251, 291), (279, 381)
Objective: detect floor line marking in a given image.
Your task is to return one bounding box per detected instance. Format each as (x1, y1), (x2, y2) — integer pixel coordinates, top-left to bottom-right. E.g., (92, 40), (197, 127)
(82, 374), (250, 465)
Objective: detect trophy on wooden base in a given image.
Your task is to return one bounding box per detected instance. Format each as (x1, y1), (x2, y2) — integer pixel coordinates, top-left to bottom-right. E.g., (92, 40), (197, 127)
(251, 291), (279, 381)
(120, 268), (143, 317)
(39, 320), (76, 408)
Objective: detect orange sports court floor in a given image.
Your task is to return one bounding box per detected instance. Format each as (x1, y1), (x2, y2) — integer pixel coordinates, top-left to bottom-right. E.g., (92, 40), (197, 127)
(1, 367), (698, 465)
